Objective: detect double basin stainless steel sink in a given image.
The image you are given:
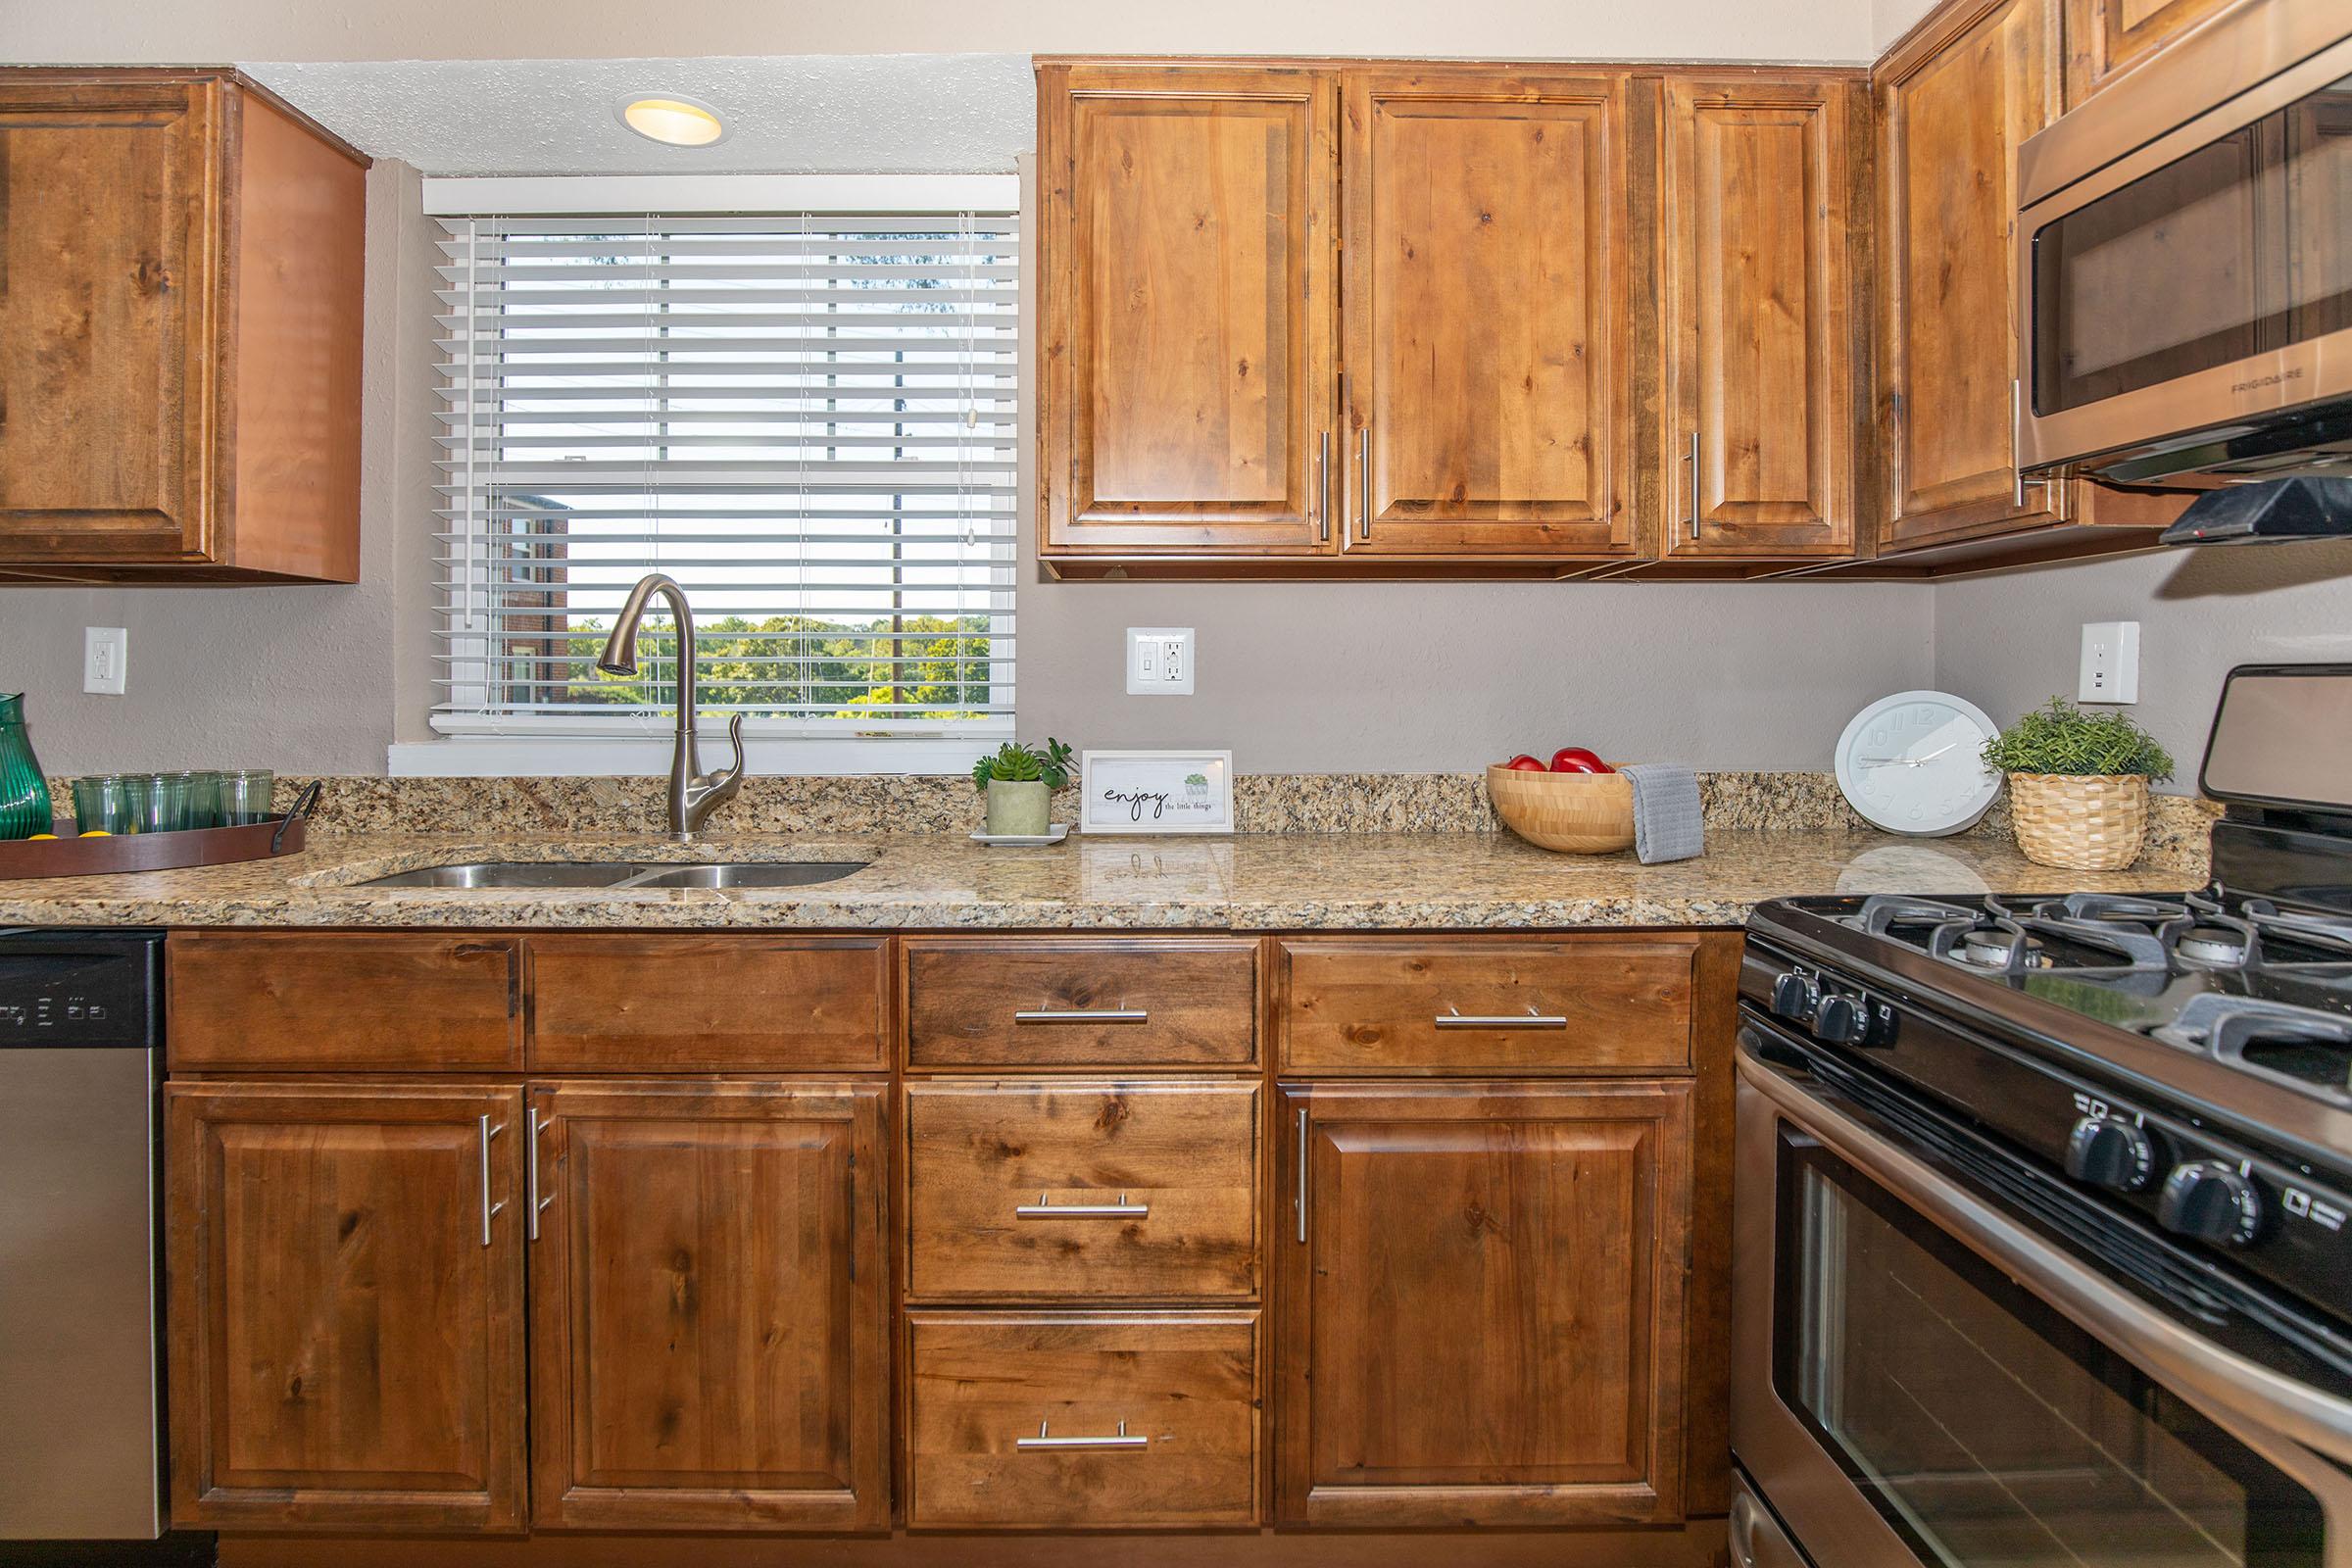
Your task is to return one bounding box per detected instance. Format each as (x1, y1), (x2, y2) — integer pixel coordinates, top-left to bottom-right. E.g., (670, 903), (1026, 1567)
(356, 859), (867, 891)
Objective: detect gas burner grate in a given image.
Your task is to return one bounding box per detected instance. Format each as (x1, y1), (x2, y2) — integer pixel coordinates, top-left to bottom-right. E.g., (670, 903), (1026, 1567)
(2153, 993), (2352, 1105)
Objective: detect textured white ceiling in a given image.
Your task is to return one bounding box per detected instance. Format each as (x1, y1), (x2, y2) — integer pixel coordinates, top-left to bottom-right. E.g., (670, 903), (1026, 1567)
(242, 55), (1033, 174)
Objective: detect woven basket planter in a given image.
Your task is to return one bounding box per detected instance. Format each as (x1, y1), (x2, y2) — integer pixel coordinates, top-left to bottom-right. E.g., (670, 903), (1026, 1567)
(2006, 772), (2150, 871)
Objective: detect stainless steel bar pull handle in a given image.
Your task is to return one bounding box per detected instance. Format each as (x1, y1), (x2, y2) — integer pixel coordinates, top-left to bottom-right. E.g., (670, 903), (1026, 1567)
(1686, 430), (1702, 540)
(2012, 377), (2025, 509)
(526, 1109), (552, 1241)
(1356, 426), (1371, 540)
(1317, 430), (1331, 543)
(1435, 1004), (1569, 1029)
(1013, 1007), (1149, 1024)
(1017, 1418), (1147, 1451)
(1016, 1192), (1150, 1219)
(1295, 1106), (1308, 1244)
(477, 1114), (507, 1248)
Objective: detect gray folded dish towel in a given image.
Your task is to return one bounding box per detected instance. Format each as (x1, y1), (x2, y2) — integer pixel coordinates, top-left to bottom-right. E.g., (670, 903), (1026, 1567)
(1620, 763), (1704, 864)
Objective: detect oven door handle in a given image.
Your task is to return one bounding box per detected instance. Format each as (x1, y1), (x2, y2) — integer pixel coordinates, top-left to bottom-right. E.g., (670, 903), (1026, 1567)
(1739, 1035), (2352, 1468)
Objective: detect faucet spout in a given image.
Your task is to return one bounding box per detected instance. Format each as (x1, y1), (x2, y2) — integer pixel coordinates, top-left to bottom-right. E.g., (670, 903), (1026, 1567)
(596, 572), (749, 840)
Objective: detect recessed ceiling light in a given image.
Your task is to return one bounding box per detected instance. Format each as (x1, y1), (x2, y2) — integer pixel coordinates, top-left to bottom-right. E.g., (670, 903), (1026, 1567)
(617, 95), (727, 148)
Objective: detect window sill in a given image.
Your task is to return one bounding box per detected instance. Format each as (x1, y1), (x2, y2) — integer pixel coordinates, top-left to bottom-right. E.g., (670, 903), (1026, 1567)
(387, 733), (1002, 778)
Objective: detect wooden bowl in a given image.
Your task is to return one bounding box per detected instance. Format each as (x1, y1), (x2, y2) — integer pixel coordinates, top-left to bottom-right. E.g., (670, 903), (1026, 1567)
(1486, 762), (1637, 854)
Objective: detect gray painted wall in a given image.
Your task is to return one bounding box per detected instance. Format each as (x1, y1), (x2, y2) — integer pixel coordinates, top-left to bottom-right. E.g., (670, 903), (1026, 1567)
(1933, 542), (2352, 792)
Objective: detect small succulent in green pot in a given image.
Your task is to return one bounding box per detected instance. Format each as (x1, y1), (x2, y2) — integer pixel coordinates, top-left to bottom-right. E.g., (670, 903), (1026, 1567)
(972, 738), (1073, 837)
(1982, 698), (2174, 871)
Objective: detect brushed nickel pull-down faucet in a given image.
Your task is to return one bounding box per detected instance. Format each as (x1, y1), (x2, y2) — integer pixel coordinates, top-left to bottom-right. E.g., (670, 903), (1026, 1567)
(596, 572), (747, 841)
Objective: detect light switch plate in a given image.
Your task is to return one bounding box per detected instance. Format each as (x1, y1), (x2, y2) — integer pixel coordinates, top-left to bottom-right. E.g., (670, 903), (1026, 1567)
(83, 626), (127, 696)
(2079, 620), (2139, 705)
(1126, 627), (1195, 696)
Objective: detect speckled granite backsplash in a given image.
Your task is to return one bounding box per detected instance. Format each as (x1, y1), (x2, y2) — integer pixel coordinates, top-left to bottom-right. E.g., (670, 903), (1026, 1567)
(60, 769), (2208, 872)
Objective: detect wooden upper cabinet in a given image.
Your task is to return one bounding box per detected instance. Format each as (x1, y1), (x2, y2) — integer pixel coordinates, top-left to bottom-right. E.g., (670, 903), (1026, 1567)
(2060, 0), (2238, 105)
(1275, 1080), (1692, 1528)
(165, 1082), (527, 1533)
(527, 1080), (890, 1533)
(1662, 75), (1861, 559)
(1341, 69), (1635, 557)
(1877, 0), (2065, 550)
(1039, 62), (1337, 555)
(0, 70), (365, 583)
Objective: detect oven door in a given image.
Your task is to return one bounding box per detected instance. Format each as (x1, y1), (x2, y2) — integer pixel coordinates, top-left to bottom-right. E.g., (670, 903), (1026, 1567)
(1734, 1017), (2352, 1568)
(2015, 0), (2352, 482)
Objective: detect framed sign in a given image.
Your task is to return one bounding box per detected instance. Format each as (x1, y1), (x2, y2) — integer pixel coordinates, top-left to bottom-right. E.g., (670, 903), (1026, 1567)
(1078, 750), (1235, 835)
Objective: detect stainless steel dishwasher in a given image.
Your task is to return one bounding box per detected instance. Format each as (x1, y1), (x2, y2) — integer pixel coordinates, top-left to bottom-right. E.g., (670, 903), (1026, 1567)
(0, 929), (166, 1543)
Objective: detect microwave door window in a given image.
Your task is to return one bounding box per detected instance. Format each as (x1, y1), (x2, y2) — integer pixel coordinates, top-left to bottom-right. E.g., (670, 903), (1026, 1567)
(2284, 74), (2352, 350)
(1775, 1135), (2326, 1568)
(2033, 123), (2278, 417)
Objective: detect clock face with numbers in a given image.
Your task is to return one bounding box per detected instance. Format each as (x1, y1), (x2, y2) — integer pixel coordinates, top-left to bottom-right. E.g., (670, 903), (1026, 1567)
(1835, 691), (2003, 837)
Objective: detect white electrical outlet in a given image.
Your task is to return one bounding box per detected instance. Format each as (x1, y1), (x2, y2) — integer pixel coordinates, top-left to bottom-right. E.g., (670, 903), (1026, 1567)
(83, 626), (127, 696)
(2079, 620), (2139, 705)
(1125, 627), (1196, 696)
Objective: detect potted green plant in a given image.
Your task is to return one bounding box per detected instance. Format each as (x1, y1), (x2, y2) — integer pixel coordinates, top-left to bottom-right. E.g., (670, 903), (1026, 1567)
(971, 738), (1074, 837)
(1982, 698), (2175, 871)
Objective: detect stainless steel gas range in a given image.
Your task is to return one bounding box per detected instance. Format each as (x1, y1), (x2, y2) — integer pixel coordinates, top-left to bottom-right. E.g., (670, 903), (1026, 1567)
(1732, 664), (2352, 1568)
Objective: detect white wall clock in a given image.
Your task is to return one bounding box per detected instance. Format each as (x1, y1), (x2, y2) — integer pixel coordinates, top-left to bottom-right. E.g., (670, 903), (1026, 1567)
(1835, 691), (2002, 837)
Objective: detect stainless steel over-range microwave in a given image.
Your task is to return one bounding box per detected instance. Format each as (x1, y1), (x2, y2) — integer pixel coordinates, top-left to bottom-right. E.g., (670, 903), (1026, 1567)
(2016, 0), (2352, 485)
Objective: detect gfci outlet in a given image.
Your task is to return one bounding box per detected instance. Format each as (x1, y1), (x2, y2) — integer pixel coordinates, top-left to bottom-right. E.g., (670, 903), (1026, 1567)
(1126, 627), (1196, 695)
(2079, 620), (2140, 705)
(83, 626), (127, 696)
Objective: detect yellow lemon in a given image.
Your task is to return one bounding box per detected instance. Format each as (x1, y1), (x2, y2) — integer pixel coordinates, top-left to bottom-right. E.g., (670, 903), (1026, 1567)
(26, 833), (57, 840)
(77, 829), (112, 838)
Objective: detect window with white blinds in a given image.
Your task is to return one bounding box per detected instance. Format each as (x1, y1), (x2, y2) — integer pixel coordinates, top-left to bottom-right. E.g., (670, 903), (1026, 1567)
(431, 181), (1018, 744)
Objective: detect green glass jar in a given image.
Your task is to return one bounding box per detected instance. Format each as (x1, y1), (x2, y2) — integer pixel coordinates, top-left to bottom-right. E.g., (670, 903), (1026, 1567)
(0, 694), (54, 840)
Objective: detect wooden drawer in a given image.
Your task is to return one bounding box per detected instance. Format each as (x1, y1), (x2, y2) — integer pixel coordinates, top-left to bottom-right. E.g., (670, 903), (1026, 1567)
(168, 932), (521, 1071)
(904, 1080), (1260, 1300)
(1275, 936), (1697, 1074)
(903, 937), (1257, 1069)
(906, 1311), (1260, 1529)
(527, 935), (887, 1072)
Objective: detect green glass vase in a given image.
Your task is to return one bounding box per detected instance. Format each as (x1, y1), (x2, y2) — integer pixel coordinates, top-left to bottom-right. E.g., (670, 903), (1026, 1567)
(0, 694), (55, 840)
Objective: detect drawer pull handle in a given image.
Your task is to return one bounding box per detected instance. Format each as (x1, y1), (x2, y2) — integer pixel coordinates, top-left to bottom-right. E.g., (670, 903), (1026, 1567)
(1013, 1007), (1149, 1024)
(1016, 1191), (1150, 1219)
(1435, 1005), (1568, 1030)
(1017, 1418), (1147, 1451)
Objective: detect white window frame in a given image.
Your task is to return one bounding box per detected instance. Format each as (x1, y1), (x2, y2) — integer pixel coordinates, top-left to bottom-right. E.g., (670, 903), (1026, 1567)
(393, 172), (1022, 779)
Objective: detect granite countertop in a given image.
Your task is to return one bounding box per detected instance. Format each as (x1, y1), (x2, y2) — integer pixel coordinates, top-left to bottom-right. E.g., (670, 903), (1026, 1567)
(0, 827), (2203, 931)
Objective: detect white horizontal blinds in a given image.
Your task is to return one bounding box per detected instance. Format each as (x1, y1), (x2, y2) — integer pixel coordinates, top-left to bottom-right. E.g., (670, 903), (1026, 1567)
(433, 206), (1018, 732)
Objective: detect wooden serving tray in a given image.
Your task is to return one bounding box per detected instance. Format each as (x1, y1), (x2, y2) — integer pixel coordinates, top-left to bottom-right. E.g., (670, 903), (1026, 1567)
(0, 816), (308, 880)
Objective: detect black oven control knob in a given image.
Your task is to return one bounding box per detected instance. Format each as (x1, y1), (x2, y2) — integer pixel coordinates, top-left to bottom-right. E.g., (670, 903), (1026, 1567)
(1812, 993), (1871, 1046)
(2158, 1161), (2263, 1247)
(2063, 1116), (2156, 1193)
(1770, 971), (1818, 1022)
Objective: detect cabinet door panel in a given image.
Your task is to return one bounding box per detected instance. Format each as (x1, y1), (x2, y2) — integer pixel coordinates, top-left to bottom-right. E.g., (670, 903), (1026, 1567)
(1276, 1081), (1691, 1527)
(0, 78), (217, 562)
(1665, 76), (1858, 558)
(528, 1080), (889, 1532)
(165, 1082), (526, 1532)
(2061, 0), (2235, 104)
(1343, 70), (1634, 556)
(1041, 64), (1337, 553)
(1879, 0), (2064, 548)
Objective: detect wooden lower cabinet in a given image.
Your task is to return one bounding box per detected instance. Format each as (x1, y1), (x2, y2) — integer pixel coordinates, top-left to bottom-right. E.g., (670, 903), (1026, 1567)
(1275, 1079), (1694, 1527)
(906, 1312), (1262, 1529)
(526, 1080), (891, 1532)
(165, 1081), (528, 1532)
(164, 928), (1725, 1547)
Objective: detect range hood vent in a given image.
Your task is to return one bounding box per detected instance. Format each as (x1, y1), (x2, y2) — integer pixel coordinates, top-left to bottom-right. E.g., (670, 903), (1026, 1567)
(2159, 477), (2352, 547)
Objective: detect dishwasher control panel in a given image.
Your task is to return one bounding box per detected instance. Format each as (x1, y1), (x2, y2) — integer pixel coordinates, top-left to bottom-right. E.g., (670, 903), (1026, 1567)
(0, 933), (163, 1048)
